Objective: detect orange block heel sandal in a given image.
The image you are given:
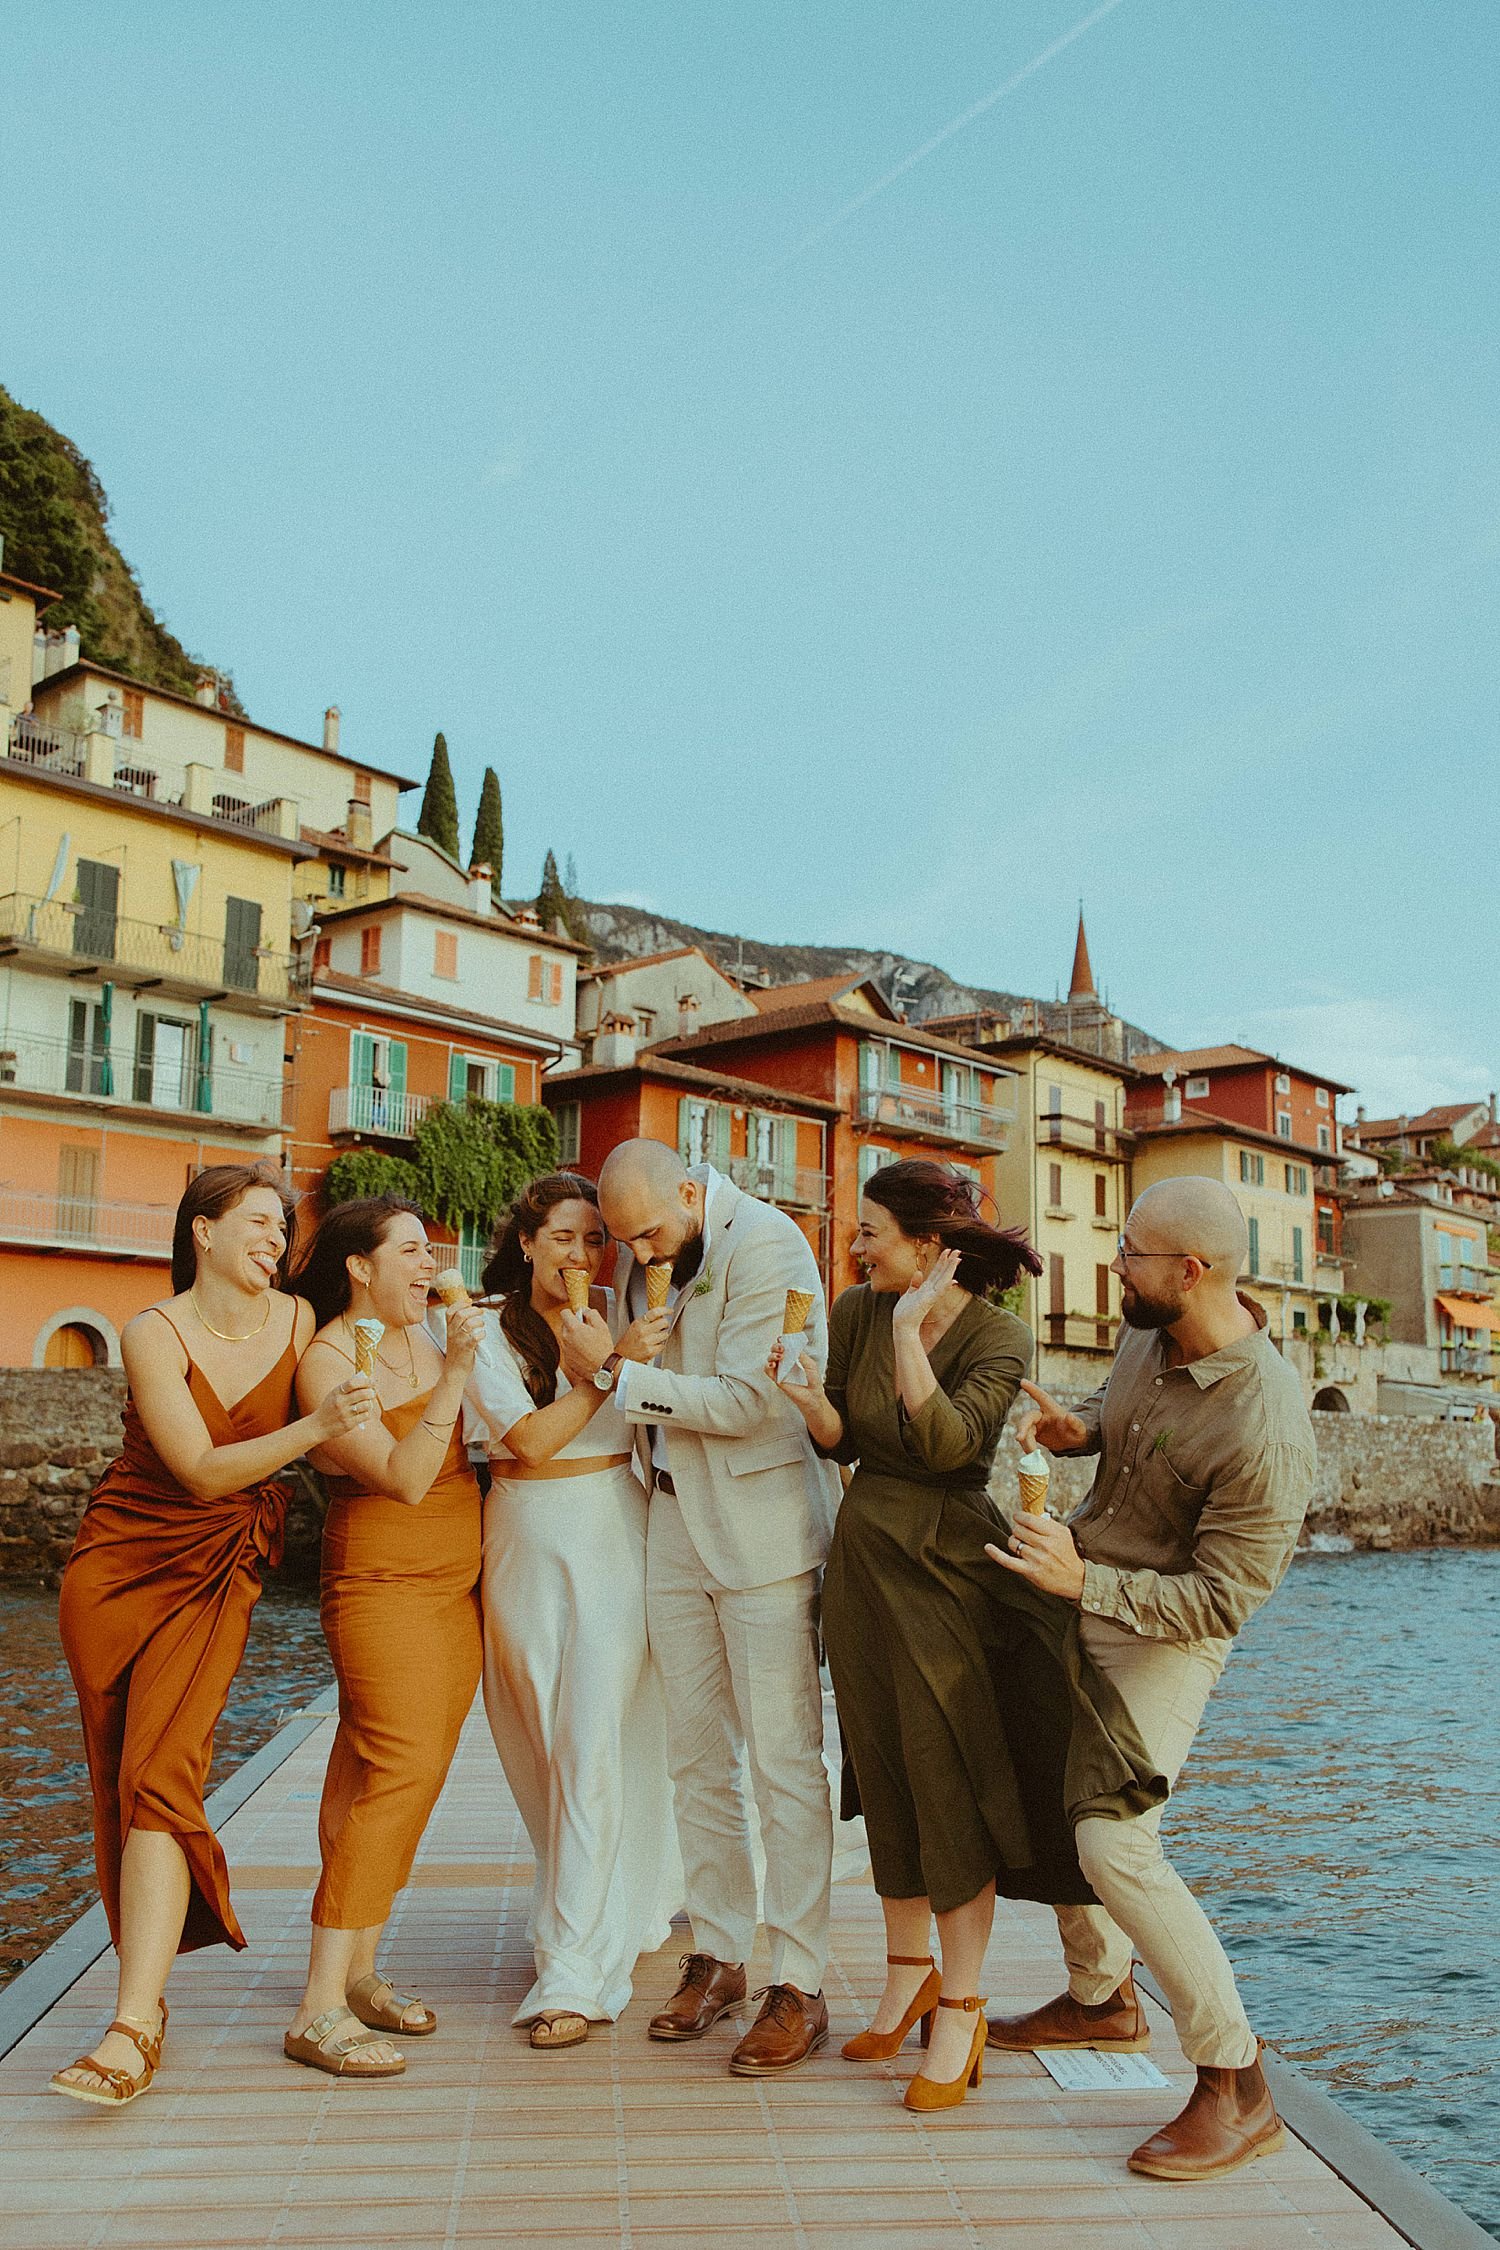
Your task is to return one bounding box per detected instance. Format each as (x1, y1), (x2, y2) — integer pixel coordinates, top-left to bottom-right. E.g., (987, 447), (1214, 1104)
(902, 1995), (986, 2113)
(49, 2003), (167, 2109)
(842, 1954), (942, 2060)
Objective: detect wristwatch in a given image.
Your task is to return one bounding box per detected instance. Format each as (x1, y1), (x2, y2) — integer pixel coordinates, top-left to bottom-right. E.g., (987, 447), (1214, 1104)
(593, 1352), (623, 1395)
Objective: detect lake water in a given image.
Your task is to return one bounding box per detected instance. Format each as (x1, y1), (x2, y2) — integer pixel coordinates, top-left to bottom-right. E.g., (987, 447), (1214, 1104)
(1, 1551), (1495, 2240)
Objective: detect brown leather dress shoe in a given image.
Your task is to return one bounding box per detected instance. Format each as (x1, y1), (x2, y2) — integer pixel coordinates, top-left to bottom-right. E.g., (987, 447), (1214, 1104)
(647, 1954), (747, 2042)
(1128, 2048), (1285, 2180)
(728, 1984), (829, 2076)
(986, 1972), (1149, 2052)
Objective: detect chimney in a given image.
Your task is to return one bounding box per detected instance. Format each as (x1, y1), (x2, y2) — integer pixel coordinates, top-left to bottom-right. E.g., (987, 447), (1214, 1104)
(593, 1012), (638, 1069)
(346, 796), (372, 851)
(677, 992), (701, 1038)
(194, 674), (217, 708)
(513, 906), (542, 930)
(1356, 1104), (1366, 1127)
(467, 864), (493, 916)
(323, 705), (341, 754)
(1161, 1067), (1181, 1125)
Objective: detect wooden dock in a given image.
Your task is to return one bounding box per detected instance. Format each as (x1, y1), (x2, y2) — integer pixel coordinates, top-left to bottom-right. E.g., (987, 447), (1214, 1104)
(0, 1691), (1487, 2250)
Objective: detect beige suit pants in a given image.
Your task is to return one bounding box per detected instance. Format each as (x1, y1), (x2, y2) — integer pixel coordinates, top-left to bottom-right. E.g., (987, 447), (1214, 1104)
(645, 1488), (831, 1994)
(1055, 1613), (1257, 2070)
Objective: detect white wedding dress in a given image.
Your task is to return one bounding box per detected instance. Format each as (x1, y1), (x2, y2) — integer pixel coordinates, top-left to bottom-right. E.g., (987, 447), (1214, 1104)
(465, 1309), (678, 2024)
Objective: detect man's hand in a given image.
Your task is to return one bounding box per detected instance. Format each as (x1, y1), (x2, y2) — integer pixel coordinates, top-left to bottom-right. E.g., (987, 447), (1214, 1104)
(985, 1512), (1086, 1603)
(1015, 1379), (1088, 1455)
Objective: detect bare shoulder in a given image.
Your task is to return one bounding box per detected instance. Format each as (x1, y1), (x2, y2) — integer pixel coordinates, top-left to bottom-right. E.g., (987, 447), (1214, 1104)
(122, 1300), (186, 1370)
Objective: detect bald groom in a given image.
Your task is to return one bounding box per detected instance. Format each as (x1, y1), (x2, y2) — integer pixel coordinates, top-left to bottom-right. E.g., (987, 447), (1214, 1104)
(988, 1178), (1316, 2184)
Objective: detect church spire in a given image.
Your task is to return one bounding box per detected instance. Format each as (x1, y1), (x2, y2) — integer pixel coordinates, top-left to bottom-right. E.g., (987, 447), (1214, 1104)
(1068, 908), (1096, 1003)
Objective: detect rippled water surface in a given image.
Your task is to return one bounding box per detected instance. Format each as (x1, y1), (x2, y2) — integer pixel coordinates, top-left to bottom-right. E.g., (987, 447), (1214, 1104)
(1, 1555), (1495, 2236)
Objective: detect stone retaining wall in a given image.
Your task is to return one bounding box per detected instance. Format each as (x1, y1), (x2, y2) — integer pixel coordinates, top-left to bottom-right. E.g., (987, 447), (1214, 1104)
(2, 1374), (1497, 1583)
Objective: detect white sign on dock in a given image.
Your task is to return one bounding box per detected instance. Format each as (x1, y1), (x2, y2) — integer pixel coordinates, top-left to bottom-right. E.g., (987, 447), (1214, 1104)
(1036, 2047), (1172, 2092)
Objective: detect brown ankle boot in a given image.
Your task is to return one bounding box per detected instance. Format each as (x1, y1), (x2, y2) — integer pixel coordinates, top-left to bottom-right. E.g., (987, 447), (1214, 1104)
(1128, 2047), (1285, 2180)
(986, 1972), (1149, 2052)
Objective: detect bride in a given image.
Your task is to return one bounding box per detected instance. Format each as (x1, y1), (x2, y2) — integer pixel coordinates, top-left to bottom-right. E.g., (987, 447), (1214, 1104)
(464, 1171), (679, 2048)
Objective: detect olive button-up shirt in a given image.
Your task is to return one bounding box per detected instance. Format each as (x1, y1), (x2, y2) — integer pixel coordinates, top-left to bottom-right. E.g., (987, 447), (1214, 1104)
(1065, 1296), (1317, 1654)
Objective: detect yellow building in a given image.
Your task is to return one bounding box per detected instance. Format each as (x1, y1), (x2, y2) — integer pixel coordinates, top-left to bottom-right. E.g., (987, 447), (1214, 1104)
(1130, 1113), (1325, 1342)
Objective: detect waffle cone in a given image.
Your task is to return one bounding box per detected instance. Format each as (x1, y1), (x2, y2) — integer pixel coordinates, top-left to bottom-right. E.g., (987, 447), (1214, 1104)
(432, 1268), (470, 1309)
(1018, 1470), (1050, 1517)
(563, 1269), (590, 1314)
(645, 1262), (673, 1310)
(782, 1288), (816, 1336)
(352, 1320), (383, 1377)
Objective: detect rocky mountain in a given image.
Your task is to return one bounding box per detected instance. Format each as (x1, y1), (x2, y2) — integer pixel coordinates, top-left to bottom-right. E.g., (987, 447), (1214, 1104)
(0, 382), (243, 709)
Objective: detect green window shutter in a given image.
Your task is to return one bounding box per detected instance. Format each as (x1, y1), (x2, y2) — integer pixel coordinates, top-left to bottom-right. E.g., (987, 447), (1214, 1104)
(351, 1030), (376, 1088)
(133, 1013), (156, 1105)
(678, 1098), (702, 1163)
(224, 897), (261, 991)
(1248, 1216), (1260, 1276)
(1292, 1226), (1305, 1283)
(386, 1041), (407, 1099)
(712, 1103), (732, 1169)
(448, 1050), (468, 1104)
(496, 1062), (515, 1103)
(774, 1114), (796, 1196)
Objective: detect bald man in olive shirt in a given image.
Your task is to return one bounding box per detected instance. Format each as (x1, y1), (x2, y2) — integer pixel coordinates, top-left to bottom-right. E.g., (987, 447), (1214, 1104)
(988, 1177), (1316, 2184)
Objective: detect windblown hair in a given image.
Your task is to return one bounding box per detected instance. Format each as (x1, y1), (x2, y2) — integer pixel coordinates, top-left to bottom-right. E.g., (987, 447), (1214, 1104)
(292, 1195), (424, 1330)
(482, 1172), (601, 1408)
(171, 1164), (297, 1295)
(861, 1159), (1043, 1295)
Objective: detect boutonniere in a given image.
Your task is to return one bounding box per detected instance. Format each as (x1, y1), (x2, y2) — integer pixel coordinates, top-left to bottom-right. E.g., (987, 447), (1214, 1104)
(1152, 1428), (1176, 1456)
(693, 1263), (715, 1297)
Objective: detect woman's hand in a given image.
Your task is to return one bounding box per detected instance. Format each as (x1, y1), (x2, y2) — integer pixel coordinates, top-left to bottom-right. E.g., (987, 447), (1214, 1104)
(307, 1374), (379, 1447)
(766, 1339), (828, 1424)
(615, 1308), (672, 1365)
(559, 1306), (615, 1382)
(890, 1246), (962, 1332)
(441, 1303), (486, 1378)
(1015, 1379), (1089, 1455)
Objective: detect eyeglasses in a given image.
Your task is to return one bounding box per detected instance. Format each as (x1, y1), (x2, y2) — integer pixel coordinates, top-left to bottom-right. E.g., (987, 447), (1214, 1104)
(1116, 1237), (1213, 1268)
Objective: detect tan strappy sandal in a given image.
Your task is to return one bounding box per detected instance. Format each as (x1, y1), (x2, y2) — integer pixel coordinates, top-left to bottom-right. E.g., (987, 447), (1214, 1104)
(529, 2010), (590, 2050)
(50, 2003), (167, 2107)
(284, 2007), (406, 2077)
(347, 1972), (437, 2036)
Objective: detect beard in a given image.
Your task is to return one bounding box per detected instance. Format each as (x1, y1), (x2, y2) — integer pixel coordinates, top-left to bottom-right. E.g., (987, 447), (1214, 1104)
(1121, 1285), (1183, 1331)
(670, 1222), (705, 1288)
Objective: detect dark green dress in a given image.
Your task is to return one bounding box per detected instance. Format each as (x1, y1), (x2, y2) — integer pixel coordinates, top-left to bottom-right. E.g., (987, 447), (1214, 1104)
(820, 1285), (1165, 1914)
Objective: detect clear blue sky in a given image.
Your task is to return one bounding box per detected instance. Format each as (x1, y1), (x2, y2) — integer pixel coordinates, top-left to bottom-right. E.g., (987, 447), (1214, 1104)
(7, 1), (1497, 1116)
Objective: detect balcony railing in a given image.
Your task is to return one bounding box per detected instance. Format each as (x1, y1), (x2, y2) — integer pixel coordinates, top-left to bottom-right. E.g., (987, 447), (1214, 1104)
(855, 1085), (1011, 1150)
(0, 1030), (284, 1127)
(459, 1240), (487, 1292)
(1037, 1112), (1133, 1161)
(0, 892), (303, 1008)
(1043, 1313), (1119, 1354)
(6, 715), (86, 778)
(328, 1084), (436, 1140)
(726, 1155), (828, 1211)
(1441, 1345), (1492, 1376)
(0, 1186), (174, 1259)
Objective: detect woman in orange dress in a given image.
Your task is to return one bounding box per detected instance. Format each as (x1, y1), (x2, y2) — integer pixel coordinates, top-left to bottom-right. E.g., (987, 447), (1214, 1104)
(51, 1165), (376, 2108)
(283, 1197), (486, 2080)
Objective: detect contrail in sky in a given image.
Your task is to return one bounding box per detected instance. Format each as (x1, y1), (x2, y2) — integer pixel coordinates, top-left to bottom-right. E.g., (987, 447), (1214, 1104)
(733, 0), (1131, 299)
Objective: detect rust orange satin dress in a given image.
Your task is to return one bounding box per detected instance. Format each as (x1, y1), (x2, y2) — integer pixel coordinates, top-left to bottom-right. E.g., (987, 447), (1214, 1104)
(314, 1389), (483, 1928)
(58, 1312), (295, 1954)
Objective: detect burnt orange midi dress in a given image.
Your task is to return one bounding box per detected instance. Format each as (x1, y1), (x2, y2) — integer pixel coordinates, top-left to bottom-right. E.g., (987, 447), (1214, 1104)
(58, 1313), (295, 1954)
(313, 1390), (483, 1928)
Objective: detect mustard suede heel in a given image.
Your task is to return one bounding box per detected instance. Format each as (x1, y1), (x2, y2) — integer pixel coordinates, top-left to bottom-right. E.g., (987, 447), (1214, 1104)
(902, 1995), (986, 2112)
(842, 1954), (941, 2060)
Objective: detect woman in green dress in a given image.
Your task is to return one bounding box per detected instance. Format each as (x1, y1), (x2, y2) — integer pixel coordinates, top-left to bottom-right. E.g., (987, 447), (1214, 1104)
(775, 1160), (1162, 2114)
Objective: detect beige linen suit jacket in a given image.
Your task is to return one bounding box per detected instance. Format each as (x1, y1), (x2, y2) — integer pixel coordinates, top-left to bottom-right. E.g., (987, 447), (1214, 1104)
(613, 1170), (840, 1591)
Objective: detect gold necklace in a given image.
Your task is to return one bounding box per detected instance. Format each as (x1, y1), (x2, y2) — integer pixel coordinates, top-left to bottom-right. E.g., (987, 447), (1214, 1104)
(190, 1289), (272, 1343)
(361, 1322), (419, 1388)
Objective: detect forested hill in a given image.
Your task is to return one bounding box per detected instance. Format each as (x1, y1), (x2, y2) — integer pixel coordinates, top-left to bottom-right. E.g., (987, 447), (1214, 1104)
(0, 382), (243, 710)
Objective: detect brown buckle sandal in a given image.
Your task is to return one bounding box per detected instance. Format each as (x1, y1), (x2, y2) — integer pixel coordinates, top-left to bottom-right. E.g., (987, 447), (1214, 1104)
(529, 2010), (591, 2050)
(347, 1972), (437, 2036)
(49, 2003), (167, 2107)
(284, 2006), (406, 2077)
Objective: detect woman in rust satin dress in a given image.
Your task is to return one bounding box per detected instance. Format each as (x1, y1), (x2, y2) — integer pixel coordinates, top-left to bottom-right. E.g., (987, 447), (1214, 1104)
(283, 1197), (486, 2080)
(52, 1166), (376, 2107)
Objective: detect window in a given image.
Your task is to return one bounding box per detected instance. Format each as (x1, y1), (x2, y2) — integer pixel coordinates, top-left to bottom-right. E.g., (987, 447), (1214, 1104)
(134, 1013), (197, 1110)
(1292, 1308), (1307, 1334)
(1315, 1087), (1330, 1108)
(1317, 1123), (1331, 1152)
(679, 1097), (731, 1169)
(1094, 1172), (1108, 1218)
(224, 724), (245, 774)
(1048, 1253), (1065, 1322)
(1247, 1216), (1261, 1275)
(350, 1030), (406, 1129)
(352, 770), (372, 805)
(65, 999), (109, 1095)
(1095, 1265), (1111, 1316)
(74, 860), (119, 960)
(1276, 1112), (1292, 1139)
(1317, 1206), (1335, 1254)
(327, 865), (346, 898)
(57, 1146), (99, 1239)
(1048, 1162), (1063, 1208)
(121, 688), (144, 739)
(433, 929), (459, 979)
(1292, 1225), (1305, 1283)
(446, 1053), (515, 1105)
(528, 953), (565, 1006)
(1185, 1075), (1210, 1099)
(361, 925), (383, 978)
(1239, 1151), (1265, 1186)
(224, 897), (262, 992)
(1274, 1072), (1291, 1095)
(554, 1101), (581, 1166)
(857, 1142), (886, 1192)
(1285, 1164), (1309, 1195)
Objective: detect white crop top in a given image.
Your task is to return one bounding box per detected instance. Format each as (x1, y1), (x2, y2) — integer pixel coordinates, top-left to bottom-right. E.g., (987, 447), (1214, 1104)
(462, 1303), (635, 1462)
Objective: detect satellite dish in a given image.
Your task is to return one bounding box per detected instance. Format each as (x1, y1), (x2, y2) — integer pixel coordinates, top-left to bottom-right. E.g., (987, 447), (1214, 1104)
(290, 899), (316, 937)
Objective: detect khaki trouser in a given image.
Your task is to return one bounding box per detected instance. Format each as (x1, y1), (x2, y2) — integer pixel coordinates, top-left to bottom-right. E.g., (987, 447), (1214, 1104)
(1055, 1613), (1257, 2070)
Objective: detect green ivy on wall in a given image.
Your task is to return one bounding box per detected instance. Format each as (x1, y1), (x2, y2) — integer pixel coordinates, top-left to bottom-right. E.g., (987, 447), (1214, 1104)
(322, 1098), (560, 1235)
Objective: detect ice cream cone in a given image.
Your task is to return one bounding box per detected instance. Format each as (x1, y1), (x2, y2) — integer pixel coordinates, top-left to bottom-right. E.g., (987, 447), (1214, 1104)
(563, 1268), (590, 1314)
(782, 1288), (816, 1336)
(645, 1262), (673, 1311)
(432, 1268), (470, 1309)
(1016, 1445), (1051, 1517)
(352, 1319), (383, 1377)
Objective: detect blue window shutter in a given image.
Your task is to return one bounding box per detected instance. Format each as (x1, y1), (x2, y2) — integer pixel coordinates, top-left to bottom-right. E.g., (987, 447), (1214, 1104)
(496, 1062), (515, 1103)
(448, 1051), (468, 1104)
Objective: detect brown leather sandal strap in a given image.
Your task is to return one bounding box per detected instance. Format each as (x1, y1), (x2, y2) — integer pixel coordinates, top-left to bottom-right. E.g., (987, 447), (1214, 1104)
(107, 2019), (159, 2063)
(64, 2056), (138, 2096)
(937, 1994), (985, 2011)
(887, 1954), (935, 1967)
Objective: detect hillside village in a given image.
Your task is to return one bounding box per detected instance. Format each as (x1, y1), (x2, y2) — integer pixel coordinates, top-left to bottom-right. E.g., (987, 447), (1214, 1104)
(0, 519), (1497, 1420)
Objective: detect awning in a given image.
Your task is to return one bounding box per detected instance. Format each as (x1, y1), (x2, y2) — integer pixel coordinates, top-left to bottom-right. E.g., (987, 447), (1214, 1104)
(1436, 1293), (1500, 1332)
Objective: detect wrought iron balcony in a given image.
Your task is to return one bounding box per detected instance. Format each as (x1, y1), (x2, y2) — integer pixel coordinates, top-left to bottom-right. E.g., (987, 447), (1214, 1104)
(0, 1029), (283, 1127)
(855, 1085), (1011, 1150)
(726, 1155), (828, 1210)
(0, 1186), (174, 1259)
(0, 892), (304, 1010)
(6, 715), (86, 778)
(1042, 1313), (1119, 1354)
(328, 1084), (436, 1141)
(1036, 1111), (1134, 1161)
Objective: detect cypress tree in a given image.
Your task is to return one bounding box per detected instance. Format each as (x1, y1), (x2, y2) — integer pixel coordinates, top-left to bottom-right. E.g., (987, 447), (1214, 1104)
(470, 766), (504, 899)
(536, 848), (569, 933)
(418, 731), (461, 861)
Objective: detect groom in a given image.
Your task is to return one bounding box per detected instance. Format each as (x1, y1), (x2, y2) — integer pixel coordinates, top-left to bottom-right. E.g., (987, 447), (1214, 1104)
(580, 1137), (839, 2075)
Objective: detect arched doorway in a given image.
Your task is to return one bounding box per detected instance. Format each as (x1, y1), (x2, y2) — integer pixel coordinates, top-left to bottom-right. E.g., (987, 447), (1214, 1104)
(1312, 1385), (1350, 1413)
(43, 1321), (107, 1369)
